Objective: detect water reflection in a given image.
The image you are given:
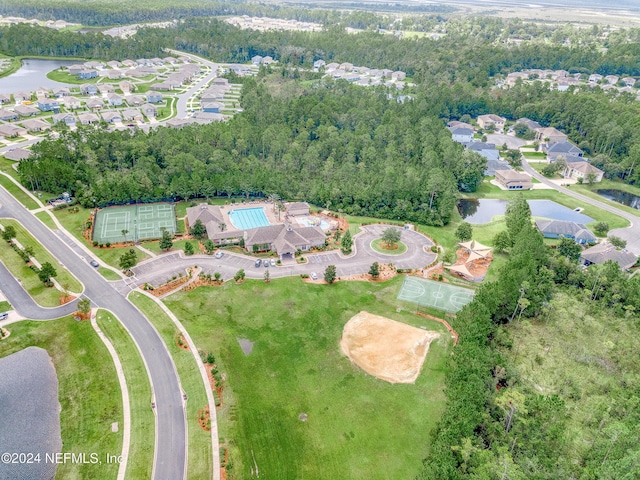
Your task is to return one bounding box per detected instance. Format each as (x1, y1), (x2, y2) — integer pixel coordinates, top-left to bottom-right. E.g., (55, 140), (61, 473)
(596, 189), (640, 210)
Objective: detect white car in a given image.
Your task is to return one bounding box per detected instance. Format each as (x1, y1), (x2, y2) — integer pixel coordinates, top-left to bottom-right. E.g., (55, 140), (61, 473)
(214, 251), (224, 259)
(310, 272), (318, 280)
(270, 258), (276, 267)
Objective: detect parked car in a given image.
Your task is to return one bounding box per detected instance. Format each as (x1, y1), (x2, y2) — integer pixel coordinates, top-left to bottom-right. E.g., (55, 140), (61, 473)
(263, 260), (269, 267)
(255, 259), (262, 268)
(310, 272), (318, 280)
(0, 312), (8, 321)
(270, 258), (276, 267)
(214, 251), (224, 259)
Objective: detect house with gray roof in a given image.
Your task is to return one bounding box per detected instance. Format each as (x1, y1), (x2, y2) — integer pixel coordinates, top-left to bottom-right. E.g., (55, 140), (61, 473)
(63, 97), (82, 110)
(85, 98), (104, 110)
(514, 117), (541, 131)
(14, 104), (39, 117)
(244, 223), (325, 259)
(78, 112), (100, 125)
(80, 84), (98, 96)
(122, 109), (143, 122)
(0, 109), (18, 121)
(3, 147), (32, 161)
(52, 113), (76, 126)
(535, 126), (567, 145)
(449, 127), (474, 144)
(101, 111), (122, 123)
(0, 94), (11, 104)
(21, 118), (51, 132)
(141, 103), (157, 117)
(563, 161), (604, 183)
(285, 202), (310, 216)
(535, 219), (596, 244)
(98, 84), (115, 94)
(191, 112), (224, 124)
(547, 141), (583, 162)
(484, 158), (511, 176)
(126, 95), (144, 106)
(581, 243), (637, 270)
(146, 91), (163, 103)
(107, 93), (123, 106)
(0, 124), (27, 138)
(52, 87), (71, 98)
(13, 91), (32, 103)
(465, 142), (500, 162)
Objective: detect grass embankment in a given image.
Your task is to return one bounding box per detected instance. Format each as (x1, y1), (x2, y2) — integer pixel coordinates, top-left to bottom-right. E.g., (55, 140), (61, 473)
(35, 211), (57, 229)
(128, 292), (212, 479)
(0, 300), (11, 311)
(0, 219), (82, 305)
(47, 69), (99, 84)
(53, 205), (149, 269)
(571, 180), (640, 218)
(0, 317), (122, 479)
(0, 56), (21, 79)
(0, 175), (40, 209)
(503, 292), (640, 470)
(96, 310), (154, 479)
(164, 275), (452, 479)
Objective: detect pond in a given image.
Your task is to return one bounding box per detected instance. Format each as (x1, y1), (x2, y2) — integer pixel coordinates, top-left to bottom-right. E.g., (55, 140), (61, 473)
(0, 58), (83, 94)
(595, 189), (640, 210)
(458, 199), (594, 224)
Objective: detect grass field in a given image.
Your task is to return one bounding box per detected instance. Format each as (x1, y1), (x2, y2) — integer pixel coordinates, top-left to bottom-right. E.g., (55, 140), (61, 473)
(96, 310), (154, 479)
(35, 211), (57, 229)
(0, 300), (10, 311)
(0, 175), (40, 210)
(163, 276), (452, 479)
(0, 219), (82, 306)
(128, 292), (212, 479)
(0, 317), (123, 479)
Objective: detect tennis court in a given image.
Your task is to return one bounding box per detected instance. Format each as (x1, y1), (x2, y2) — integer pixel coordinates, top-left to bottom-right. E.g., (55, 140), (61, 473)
(93, 203), (176, 244)
(397, 276), (475, 313)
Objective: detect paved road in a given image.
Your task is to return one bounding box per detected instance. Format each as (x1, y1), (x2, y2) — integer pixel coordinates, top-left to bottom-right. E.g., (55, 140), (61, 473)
(521, 159), (640, 254)
(113, 225), (437, 293)
(0, 187), (187, 480)
(167, 50), (219, 118)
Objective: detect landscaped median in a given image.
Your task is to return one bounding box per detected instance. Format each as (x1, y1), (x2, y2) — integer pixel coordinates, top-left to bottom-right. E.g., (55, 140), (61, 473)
(128, 291), (213, 479)
(0, 316), (123, 479)
(96, 310), (154, 479)
(0, 219), (83, 306)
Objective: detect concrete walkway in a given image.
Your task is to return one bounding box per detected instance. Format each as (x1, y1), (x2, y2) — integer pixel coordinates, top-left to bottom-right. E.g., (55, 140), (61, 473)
(136, 290), (221, 480)
(90, 309), (131, 480)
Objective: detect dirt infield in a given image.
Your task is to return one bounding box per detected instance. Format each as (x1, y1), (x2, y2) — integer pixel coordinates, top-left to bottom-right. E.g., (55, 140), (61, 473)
(340, 311), (439, 384)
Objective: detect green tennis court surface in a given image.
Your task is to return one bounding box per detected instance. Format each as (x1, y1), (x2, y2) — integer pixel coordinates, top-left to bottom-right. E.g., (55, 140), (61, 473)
(397, 276), (475, 313)
(93, 203), (176, 244)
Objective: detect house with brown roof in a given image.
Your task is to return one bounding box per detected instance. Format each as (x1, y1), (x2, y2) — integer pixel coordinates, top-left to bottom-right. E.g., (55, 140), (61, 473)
(285, 202), (310, 216)
(3, 147), (32, 160)
(495, 170), (533, 190)
(78, 112), (100, 125)
(477, 114), (506, 132)
(141, 103), (157, 117)
(21, 118), (51, 132)
(122, 109), (143, 122)
(63, 97), (82, 110)
(244, 223), (325, 259)
(562, 161), (604, 183)
(535, 126), (568, 145)
(0, 124), (27, 138)
(14, 104), (40, 117)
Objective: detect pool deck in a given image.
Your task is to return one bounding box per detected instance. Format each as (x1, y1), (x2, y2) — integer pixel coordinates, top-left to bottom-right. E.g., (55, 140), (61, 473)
(219, 201), (280, 233)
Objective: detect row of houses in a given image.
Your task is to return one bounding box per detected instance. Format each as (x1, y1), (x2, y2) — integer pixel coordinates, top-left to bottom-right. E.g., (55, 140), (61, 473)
(316, 61), (408, 89)
(150, 63), (201, 91)
(0, 85), (163, 104)
(225, 15), (323, 33)
(503, 69), (640, 96)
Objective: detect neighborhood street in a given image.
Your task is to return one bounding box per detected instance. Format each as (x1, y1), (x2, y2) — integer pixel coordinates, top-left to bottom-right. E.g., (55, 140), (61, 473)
(521, 159), (640, 255)
(0, 187), (188, 480)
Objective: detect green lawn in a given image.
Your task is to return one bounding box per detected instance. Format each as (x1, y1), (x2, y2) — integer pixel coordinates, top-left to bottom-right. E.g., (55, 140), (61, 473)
(47, 69), (99, 84)
(35, 211), (57, 229)
(99, 267), (123, 281)
(163, 276), (452, 479)
(142, 238), (196, 255)
(571, 180), (640, 218)
(96, 310), (154, 479)
(370, 238), (407, 255)
(0, 219), (82, 304)
(522, 151), (547, 159)
(0, 300), (11, 311)
(0, 175), (40, 209)
(128, 292), (212, 479)
(0, 317), (122, 480)
(53, 205), (149, 268)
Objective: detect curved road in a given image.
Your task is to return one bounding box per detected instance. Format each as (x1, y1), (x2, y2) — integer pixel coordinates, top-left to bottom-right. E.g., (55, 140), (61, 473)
(521, 159), (640, 255)
(0, 187), (187, 480)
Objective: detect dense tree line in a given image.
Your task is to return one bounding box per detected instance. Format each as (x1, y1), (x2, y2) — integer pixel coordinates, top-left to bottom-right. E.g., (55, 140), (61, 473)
(417, 196), (640, 479)
(17, 78), (485, 226)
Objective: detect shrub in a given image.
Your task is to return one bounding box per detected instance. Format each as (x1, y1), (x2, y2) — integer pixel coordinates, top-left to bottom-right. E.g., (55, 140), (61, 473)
(92, 240), (99, 247)
(105, 242), (111, 248)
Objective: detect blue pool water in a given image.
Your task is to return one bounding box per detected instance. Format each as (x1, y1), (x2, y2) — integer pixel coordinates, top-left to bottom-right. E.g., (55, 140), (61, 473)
(458, 199), (594, 225)
(229, 207), (271, 230)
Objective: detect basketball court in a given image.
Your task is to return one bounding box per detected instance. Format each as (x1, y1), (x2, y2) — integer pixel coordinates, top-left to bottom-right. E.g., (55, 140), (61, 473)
(397, 276), (475, 313)
(93, 203), (176, 244)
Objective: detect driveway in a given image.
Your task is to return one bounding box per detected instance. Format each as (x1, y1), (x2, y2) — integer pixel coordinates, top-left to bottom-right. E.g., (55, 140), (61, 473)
(485, 134), (528, 149)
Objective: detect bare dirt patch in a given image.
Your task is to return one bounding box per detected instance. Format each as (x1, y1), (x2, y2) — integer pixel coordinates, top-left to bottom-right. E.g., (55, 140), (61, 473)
(340, 311), (439, 384)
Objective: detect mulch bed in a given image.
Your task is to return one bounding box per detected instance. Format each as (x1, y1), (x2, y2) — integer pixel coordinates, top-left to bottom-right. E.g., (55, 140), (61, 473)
(197, 406), (211, 431)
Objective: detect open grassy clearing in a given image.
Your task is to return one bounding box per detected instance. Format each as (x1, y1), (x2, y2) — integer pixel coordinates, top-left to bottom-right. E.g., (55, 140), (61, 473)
(35, 211), (57, 229)
(0, 175), (40, 209)
(128, 292), (212, 479)
(0, 300), (11, 311)
(142, 238), (194, 255)
(0, 219), (82, 306)
(53, 205), (149, 268)
(96, 310), (154, 480)
(502, 291), (640, 471)
(47, 69), (99, 84)
(0, 317), (122, 479)
(164, 275), (452, 480)
(99, 266), (123, 281)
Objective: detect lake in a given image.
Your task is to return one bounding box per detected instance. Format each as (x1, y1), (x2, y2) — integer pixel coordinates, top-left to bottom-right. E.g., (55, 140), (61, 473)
(0, 58), (83, 94)
(595, 189), (640, 210)
(458, 199), (594, 224)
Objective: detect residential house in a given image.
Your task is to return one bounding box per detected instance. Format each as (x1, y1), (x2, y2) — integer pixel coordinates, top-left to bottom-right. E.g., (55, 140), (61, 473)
(201, 91), (224, 103)
(14, 104), (40, 117)
(84, 61), (104, 69)
(165, 117), (195, 129)
(581, 243), (637, 270)
(391, 71), (406, 81)
(63, 97), (82, 110)
(495, 170), (533, 190)
(535, 219), (596, 244)
(67, 65), (85, 75)
(101, 111), (122, 123)
(145, 91), (163, 103)
(313, 59), (325, 71)
(0, 124), (27, 138)
(285, 202), (310, 216)
(484, 158), (512, 176)
(151, 82), (174, 91)
(3, 147), (32, 160)
(150, 57), (164, 66)
(562, 161), (604, 183)
(119, 81), (135, 93)
(202, 102), (224, 113)
(52, 87), (71, 98)
(52, 113), (76, 126)
(77, 112), (100, 125)
(21, 118), (51, 132)
(465, 142), (501, 162)
(477, 114), (506, 132)
(121, 59), (136, 68)
(191, 112), (224, 124)
(535, 126), (568, 145)
(546, 141), (583, 161)
(35, 86), (50, 97)
(107, 93), (123, 106)
(85, 98), (104, 110)
(622, 77), (636, 87)
(78, 69), (98, 79)
(141, 103), (157, 117)
(244, 223), (326, 259)
(588, 73), (603, 83)
(251, 55), (263, 65)
(126, 95), (144, 106)
(381, 69), (394, 78)
(13, 91), (32, 103)
(80, 84), (98, 96)
(262, 56), (274, 65)
(98, 84), (115, 94)
(162, 56), (177, 64)
(325, 62), (340, 71)
(122, 109), (143, 122)
(447, 121), (474, 130)
(0, 94), (11, 104)
(449, 127), (474, 144)
(212, 78), (228, 86)
(0, 109), (18, 121)
(107, 60), (122, 69)
(339, 62), (354, 71)
(604, 75), (619, 85)
(514, 117), (541, 131)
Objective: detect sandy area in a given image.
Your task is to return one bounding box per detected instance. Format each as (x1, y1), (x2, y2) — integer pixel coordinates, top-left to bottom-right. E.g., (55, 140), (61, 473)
(340, 311), (439, 384)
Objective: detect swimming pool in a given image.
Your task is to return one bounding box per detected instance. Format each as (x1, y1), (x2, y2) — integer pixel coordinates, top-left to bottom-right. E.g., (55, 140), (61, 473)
(296, 216), (330, 230)
(229, 207), (271, 230)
